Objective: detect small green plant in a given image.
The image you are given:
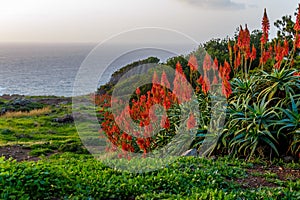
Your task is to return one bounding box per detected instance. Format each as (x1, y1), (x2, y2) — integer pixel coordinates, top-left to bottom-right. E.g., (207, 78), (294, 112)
(0, 129), (14, 135)
(29, 148), (53, 156)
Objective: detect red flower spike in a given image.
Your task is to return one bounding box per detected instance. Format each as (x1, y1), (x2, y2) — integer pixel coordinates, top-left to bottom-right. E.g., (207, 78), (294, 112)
(145, 138), (151, 147)
(122, 143), (128, 151)
(163, 97), (171, 110)
(237, 25), (250, 50)
(228, 40), (232, 61)
(237, 25), (244, 48)
(202, 75), (210, 95)
(175, 61), (184, 74)
(244, 24), (251, 48)
(136, 87), (141, 96)
(121, 133), (128, 140)
(223, 61), (231, 80)
(203, 53), (211, 71)
(152, 71), (159, 84)
(183, 81), (192, 101)
(274, 62), (281, 70)
(295, 34), (300, 49)
(294, 4), (300, 31)
(161, 71), (170, 89)
(212, 75), (218, 85)
(187, 113), (196, 130)
(283, 39), (289, 55)
(151, 72), (159, 98)
(188, 54), (198, 71)
(260, 51), (270, 65)
(213, 57), (218, 71)
(245, 46), (251, 60)
(260, 46), (273, 65)
(233, 43), (238, 54)
(173, 61), (190, 103)
(250, 45), (257, 61)
(222, 79), (232, 99)
(127, 134), (132, 141)
(197, 75), (210, 95)
(260, 8), (270, 45)
(196, 75), (204, 85)
(275, 41), (284, 64)
(160, 114), (170, 129)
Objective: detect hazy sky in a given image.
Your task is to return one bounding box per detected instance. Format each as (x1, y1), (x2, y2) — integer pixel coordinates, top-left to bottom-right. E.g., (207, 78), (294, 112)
(0, 0), (298, 44)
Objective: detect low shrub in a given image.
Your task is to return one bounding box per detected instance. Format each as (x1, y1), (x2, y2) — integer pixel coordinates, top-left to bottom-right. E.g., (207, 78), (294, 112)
(0, 155), (299, 199)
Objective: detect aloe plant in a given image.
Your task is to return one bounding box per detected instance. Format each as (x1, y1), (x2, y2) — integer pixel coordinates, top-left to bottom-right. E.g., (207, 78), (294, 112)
(277, 94), (300, 155)
(225, 95), (280, 159)
(259, 68), (300, 101)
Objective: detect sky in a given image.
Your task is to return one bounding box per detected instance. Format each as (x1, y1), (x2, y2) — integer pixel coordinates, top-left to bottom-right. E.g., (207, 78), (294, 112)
(0, 0), (298, 44)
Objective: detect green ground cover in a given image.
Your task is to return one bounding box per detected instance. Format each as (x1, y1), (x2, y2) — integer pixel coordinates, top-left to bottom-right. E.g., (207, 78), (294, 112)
(0, 96), (299, 199)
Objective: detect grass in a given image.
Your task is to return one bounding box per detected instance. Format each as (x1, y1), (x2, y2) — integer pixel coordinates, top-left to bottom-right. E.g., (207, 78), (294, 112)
(0, 96), (84, 156)
(1, 107), (51, 118)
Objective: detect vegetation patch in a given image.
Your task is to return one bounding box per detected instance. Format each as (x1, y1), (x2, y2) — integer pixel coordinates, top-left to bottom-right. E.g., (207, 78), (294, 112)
(1, 107), (51, 118)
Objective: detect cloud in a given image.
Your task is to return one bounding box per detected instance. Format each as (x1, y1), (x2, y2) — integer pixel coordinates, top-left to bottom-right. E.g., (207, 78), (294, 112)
(179, 0), (246, 10)
(247, 4), (258, 9)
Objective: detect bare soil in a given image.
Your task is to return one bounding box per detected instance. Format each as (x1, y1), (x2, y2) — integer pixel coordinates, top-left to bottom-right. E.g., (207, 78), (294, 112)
(0, 145), (51, 162)
(235, 164), (300, 188)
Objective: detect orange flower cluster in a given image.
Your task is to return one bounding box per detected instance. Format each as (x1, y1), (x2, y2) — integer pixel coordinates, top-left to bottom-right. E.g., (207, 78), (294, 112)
(100, 64), (196, 158)
(196, 53), (211, 95)
(92, 93), (111, 108)
(173, 62), (193, 103)
(229, 24), (256, 77)
(259, 8), (300, 69)
(260, 46), (273, 65)
(237, 25), (250, 50)
(197, 75), (210, 95)
(219, 61), (232, 98)
(190, 52), (232, 98)
(229, 8), (294, 71)
(274, 39), (289, 69)
(238, 25), (256, 60)
(97, 5), (300, 160)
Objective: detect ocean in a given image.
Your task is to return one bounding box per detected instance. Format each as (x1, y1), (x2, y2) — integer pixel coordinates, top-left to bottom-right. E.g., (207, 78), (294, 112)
(0, 43), (196, 97)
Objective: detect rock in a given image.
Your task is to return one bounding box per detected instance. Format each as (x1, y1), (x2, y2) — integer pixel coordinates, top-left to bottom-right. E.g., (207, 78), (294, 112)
(1, 108), (7, 115)
(53, 114), (74, 123)
(11, 98), (32, 106)
(181, 149), (198, 157)
(59, 101), (69, 105)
